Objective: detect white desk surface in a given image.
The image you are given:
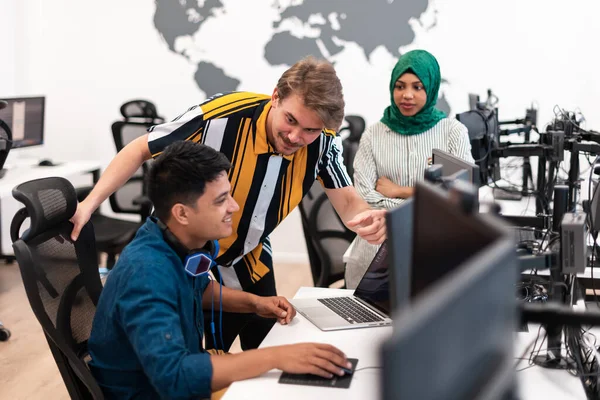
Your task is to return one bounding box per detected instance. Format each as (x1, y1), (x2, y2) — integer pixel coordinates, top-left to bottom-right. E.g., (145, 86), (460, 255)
(224, 287), (590, 400)
(0, 160), (101, 255)
(515, 325), (586, 399)
(0, 160), (101, 194)
(223, 287), (392, 400)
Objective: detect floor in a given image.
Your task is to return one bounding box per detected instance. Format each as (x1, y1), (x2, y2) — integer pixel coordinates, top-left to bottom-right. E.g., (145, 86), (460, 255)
(0, 259), (315, 400)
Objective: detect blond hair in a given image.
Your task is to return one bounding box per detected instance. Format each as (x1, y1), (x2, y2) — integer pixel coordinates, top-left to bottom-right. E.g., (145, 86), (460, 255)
(276, 56), (345, 131)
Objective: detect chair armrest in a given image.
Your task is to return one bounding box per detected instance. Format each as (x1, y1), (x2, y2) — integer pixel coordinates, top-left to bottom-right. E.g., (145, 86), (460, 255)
(10, 207), (28, 243)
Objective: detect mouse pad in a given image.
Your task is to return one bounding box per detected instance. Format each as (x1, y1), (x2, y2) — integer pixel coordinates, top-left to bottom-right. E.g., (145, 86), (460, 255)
(278, 358), (358, 389)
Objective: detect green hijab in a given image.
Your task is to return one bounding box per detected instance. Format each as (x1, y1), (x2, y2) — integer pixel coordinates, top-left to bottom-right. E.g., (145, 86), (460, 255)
(380, 49), (446, 135)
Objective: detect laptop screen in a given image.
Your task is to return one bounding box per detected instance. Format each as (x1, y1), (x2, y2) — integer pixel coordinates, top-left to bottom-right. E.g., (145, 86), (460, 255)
(353, 241), (390, 315)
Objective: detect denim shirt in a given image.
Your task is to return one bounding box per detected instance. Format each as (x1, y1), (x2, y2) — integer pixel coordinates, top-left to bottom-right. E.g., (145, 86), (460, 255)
(88, 218), (212, 399)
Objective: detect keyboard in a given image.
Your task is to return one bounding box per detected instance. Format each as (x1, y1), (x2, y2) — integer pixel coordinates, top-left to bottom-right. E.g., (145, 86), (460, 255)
(318, 297), (385, 324)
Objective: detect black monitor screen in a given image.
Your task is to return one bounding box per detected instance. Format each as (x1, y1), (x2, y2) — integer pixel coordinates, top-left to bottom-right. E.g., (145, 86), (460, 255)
(381, 237), (516, 400)
(432, 148), (480, 187)
(410, 184), (500, 300)
(590, 180), (600, 232)
(385, 199), (413, 312)
(381, 182), (516, 400)
(354, 241), (390, 315)
(0, 97), (45, 149)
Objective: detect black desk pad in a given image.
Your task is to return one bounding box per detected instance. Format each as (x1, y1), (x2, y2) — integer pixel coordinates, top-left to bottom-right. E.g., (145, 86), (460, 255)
(278, 358), (358, 389)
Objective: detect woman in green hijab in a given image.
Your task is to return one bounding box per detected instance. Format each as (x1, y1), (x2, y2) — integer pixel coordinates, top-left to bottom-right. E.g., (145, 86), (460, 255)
(344, 50), (474, 289)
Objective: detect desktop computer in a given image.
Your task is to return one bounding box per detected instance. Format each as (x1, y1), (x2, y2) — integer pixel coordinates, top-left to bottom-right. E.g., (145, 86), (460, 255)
(387, 161), (482, 311)
(432, 148), (480, 187)
(0, 96), (45, 150)
(381, 182), (518, 400)
(0, 97), (46, 174)
(385, 198), (413, 313)
(0, 101), (13, 177)
(409, 182), (500, 299)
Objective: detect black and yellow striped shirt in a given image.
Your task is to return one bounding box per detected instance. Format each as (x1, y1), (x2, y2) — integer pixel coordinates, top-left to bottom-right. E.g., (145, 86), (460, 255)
(147, 92), (351, 290)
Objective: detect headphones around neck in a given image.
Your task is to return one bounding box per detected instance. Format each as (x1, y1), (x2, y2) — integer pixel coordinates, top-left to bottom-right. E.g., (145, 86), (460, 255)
(155, 218), (220, 277)
(155, 217), (225, 351)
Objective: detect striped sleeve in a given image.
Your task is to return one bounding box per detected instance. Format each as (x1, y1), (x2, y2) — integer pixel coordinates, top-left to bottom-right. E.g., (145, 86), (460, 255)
(352, 126), (404, 210)
(147, 105), (206, 157)
(448, 119), (475, 163)
(317, 135), (352, 189)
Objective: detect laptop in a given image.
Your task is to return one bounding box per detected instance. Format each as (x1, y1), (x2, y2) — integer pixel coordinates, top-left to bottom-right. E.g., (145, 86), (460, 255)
(290, 241), (392, 331)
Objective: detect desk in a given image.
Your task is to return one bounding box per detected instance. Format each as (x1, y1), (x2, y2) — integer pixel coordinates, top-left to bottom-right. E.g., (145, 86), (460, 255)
(223, 287), (391, 400)
(515, 327), (586, 399)
(224, 287), (590, 400)
(0, 161), (101, 256)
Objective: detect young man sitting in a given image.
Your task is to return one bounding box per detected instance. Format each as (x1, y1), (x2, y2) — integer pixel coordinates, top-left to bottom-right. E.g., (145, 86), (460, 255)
(88, 141), (351, 399)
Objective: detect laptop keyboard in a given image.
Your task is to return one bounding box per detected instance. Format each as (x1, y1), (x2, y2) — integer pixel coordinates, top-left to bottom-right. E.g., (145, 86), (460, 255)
(317, 297), (385, 324)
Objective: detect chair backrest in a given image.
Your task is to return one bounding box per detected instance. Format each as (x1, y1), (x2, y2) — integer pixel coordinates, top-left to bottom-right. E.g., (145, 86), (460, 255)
(11, 177), (105, 400)
(298, 181), (357, 287)
(109, 99), (163, 218)
(338, 115), (366, 180)
(0, 107), (13, 176)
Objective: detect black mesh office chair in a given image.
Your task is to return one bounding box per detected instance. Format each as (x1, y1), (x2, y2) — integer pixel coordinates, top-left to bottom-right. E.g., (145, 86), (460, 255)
(0, 101), (13, 339)
(338, 115), (366, 180)
(11, 177), (104, 399)
(78, 100), (163, 268)
(297, 115), (365, 287)
(299, 182), (357, 287)
(109, 99), (163, 220)
(0, 100), (13, 179)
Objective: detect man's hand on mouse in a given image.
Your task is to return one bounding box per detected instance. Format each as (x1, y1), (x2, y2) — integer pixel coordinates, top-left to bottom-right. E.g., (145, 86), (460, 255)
(269, 343), (353, 379)
(253, 295), (296, 325)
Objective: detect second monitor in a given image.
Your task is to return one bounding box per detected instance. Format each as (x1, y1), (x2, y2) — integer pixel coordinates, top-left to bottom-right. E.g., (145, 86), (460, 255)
(432, 148), (480, 187)
(0, 96), (45, 149)
(381, 181), (517, 400)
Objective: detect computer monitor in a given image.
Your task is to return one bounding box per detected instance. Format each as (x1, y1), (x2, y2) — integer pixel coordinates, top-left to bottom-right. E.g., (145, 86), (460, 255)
(410, 183), (503, 299)
(456, 106), (500, 184)
(0, 97), (45, 149)
(589, 180), (600, 233)
(432, 148), (480, 187)
(381, 182), (517, 400)
(385, 198), (413, 313)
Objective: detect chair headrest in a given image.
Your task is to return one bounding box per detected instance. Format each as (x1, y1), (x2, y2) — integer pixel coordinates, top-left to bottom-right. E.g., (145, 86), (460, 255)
(120, 100), (164, 122)
(344, 115), (366, 142)
(12, 177), (77, 239)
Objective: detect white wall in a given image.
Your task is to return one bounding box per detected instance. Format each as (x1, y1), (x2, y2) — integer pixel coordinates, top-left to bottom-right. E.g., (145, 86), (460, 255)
(0, 0), (17, 94)
(6, 0), (600, 264)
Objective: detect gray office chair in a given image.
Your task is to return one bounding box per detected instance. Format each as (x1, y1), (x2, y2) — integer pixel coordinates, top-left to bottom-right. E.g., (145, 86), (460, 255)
(297, 115), (365, 287)
(109, 99), (163, 220)
(338, 115), (366, 180)
(11, 177), (104, 399)
(0, 101), (12, 339)
(299, 182), (356, 287)
(77, 100), (163, 268)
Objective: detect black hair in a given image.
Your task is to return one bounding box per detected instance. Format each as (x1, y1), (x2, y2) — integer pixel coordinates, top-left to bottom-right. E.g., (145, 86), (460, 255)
(147, 141), (231, 222)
